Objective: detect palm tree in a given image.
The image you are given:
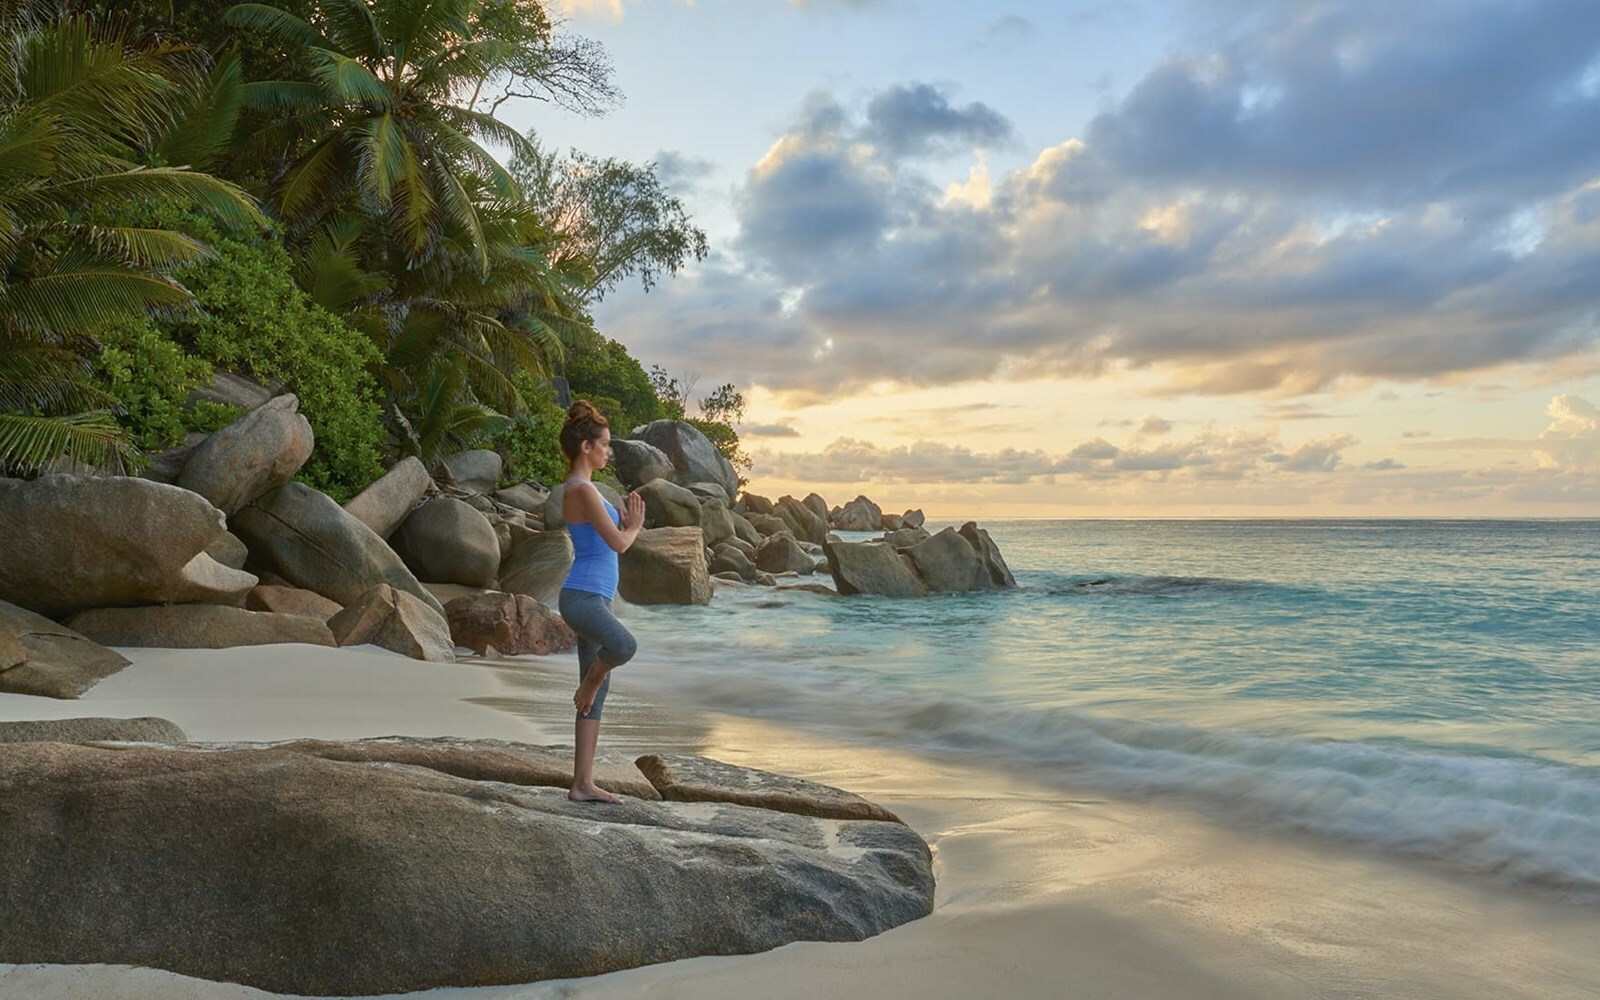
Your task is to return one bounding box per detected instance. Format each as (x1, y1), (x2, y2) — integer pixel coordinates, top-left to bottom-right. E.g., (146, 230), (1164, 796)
(225, 0), (542, 273)
(0, 6), (263, 473)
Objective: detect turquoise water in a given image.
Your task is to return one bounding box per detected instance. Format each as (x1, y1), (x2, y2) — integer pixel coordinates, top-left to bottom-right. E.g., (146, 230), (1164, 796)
(618, 520), (1600, 894)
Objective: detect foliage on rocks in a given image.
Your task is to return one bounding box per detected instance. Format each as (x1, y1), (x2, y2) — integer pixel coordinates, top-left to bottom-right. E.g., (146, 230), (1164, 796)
(93, 319), (238, 454)
(176, 228), (387, 500)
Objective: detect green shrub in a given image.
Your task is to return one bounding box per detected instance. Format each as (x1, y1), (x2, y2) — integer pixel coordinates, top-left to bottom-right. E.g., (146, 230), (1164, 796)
(93, 317), (239, 455)
(687, 417), (750, 488)
(175, 230), (387, 501)
(491, 376), (569, 489)
(563, 335), (661, 432)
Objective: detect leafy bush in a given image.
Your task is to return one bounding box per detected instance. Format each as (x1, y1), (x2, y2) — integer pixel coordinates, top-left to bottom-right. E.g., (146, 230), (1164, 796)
(491, 376), (569, 489)
(174, 227), (388, 501)
(686, 417), (751, 487)
(563, 335), (661, 432)
(93, 317), (239, 455)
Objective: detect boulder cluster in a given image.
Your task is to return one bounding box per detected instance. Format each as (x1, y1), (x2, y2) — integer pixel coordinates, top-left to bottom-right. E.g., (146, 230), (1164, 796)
(704, 489), (1015, 599)
(2, 389), (1019, 700)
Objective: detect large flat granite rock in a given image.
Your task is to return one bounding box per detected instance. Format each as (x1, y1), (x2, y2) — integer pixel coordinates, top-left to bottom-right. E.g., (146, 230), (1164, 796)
(0, 740), (933, 995)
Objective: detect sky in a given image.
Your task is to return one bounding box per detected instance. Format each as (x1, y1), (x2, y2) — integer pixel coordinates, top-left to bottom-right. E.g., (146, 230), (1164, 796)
(507, 0), (1600, 517)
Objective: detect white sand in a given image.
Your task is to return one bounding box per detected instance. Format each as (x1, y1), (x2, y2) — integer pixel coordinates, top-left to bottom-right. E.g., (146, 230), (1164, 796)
(3, 645), (1599, 1000)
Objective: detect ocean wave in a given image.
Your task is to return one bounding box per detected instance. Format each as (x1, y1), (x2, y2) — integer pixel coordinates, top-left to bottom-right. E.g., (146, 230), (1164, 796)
(625, 654), (1600, 896)
(1037, 575), (1280, 598)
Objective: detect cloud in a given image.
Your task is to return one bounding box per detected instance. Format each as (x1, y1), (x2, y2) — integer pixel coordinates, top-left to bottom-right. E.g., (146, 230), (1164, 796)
(545, 0), (624, 20)
(654, 151), (716, 193)
(1535, 393), (1600, 470)
(597, 2), (1600, 402)
(984, 15), (1035, 44)
(862, 84), (1014, 158)
(1365, 458), (1406, 470)
(755, 425), (1352, 485)
(552, 0), (881, 20)
(1136, 415), (1173, 436)
(742, 422), (802, 437)
(1088, 0), (1600, 209)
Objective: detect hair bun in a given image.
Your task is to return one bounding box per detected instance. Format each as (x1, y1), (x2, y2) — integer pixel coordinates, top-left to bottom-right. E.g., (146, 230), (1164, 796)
(567, 399), (602, 421)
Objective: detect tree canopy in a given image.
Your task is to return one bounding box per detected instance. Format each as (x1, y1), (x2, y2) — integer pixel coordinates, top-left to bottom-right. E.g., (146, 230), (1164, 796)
(1, 0), (745, 495)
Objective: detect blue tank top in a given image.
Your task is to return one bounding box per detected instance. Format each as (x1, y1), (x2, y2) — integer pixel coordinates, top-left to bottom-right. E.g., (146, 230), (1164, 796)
(563, 485), (621, 598)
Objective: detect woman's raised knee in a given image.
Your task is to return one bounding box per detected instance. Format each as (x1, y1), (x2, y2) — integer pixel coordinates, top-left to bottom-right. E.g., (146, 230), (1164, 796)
(607, 631), (638, 667)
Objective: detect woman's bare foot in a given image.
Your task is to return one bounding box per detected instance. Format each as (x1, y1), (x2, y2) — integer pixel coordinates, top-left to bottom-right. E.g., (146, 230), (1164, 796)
(568, 782), (620, 804)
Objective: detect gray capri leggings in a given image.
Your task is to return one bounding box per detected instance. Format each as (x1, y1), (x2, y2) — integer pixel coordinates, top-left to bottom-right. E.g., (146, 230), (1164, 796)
(558, 588), (637, 720)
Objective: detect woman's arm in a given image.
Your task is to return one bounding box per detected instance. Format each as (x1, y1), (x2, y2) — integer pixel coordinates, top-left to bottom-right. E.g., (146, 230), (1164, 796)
(568, 482), (644, 553)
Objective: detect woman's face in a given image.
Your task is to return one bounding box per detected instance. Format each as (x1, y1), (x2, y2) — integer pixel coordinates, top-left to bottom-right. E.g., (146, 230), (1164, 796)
(585, 428), (613, 469)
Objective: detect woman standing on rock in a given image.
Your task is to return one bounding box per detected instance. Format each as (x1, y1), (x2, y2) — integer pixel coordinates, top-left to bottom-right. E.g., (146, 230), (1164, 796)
(558, 400), (646, 803)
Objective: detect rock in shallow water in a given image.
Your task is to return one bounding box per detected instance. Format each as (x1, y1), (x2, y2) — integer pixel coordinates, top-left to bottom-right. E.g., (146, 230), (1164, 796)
(822, 539), (927, 598)
(0, 741), (933, 995)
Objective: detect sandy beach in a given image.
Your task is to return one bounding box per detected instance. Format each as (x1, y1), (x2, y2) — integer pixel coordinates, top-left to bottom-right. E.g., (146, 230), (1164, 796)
(3, 643), (1599, 1000)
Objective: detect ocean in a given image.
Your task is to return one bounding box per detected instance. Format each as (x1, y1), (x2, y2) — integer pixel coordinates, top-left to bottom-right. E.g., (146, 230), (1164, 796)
(615, 519), (1600, 897)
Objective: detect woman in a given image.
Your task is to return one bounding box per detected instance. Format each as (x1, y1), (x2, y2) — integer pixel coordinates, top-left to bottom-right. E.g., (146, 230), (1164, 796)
(556, 400), (646, 803)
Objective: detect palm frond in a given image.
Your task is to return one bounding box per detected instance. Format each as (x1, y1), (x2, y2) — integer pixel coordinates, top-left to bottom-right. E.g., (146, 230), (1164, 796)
(275, 135), (348, 222)
(157, 50), (245, 170)
(81, 226), (209, 269)
(317, 0), (386, 62)
(0, 409), (133, 475)
(1, 268), (191, 337)
(239, 78), (331, 114)
(41, 166), (266, 231)
(0, 340), (116, 412)
(305, 46), (391, 106)
(223, 4), (331, 52)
